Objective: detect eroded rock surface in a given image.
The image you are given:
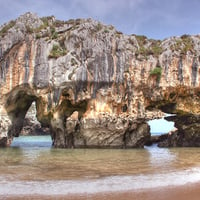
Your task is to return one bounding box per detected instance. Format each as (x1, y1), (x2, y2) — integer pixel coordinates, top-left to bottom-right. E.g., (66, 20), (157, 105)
(159, 115), (200, 147)
(1, 13), (200, 147)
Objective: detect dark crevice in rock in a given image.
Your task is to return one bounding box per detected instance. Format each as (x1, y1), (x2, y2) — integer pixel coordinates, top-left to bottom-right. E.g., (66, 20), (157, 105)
(163, 55), (169, 81)
(0, 56), (10, 83)
(178, 56), (183, 83)
(191, 57), (198, 86)
(24, 50), (30, 83)
(158, 102), (177, 114)
(53, 87), (61, 105)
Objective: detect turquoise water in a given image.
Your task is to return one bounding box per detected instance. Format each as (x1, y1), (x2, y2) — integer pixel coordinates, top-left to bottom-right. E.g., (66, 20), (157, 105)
(1, 135), (200, 196)
(11, 135), (52, 148)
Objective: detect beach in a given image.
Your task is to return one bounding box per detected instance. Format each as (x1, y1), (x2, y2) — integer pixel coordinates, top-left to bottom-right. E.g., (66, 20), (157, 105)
(2, 183), (200, 200)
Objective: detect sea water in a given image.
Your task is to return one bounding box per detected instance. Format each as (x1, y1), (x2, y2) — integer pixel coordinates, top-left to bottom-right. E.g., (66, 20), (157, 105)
(0, 135), (200, 196)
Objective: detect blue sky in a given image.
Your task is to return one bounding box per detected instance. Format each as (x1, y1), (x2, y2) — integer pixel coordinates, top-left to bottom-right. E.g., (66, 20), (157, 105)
(148, 118), (174, 134)
(0, 0), (200, 39)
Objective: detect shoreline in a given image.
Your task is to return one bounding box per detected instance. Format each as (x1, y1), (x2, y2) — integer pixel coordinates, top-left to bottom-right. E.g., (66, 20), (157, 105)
(2, 182), (200, 200)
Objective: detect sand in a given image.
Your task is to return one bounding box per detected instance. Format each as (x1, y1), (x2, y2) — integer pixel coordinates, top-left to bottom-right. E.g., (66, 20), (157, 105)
(2, 182), (200, 200)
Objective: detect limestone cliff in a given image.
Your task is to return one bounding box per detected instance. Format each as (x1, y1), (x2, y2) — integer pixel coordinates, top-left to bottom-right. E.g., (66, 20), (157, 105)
(1, 12), (200, 148)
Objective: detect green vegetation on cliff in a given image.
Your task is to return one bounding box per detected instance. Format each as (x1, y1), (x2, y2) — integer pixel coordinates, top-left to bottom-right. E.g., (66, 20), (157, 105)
(0, 20), (16, 37)
(135, 35), (163, 58)
(170, 34), (194, 54)
(150, 67), (162, 82)
(180, 34), (194, 54)
(48, 44), (67, 59)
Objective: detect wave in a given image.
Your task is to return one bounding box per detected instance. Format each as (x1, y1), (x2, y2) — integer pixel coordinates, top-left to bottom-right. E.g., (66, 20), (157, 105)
(1, 167), (200, 195)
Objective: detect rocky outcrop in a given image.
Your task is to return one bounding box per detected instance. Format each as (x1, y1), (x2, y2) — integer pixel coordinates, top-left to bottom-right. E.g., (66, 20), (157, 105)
(158, 115), (200, 147)
(1, 12), (200, 148)
(0, 105), (11, 146)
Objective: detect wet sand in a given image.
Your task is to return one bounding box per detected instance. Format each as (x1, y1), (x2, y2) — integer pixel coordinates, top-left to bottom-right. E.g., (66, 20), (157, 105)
(2, 182), (200, 200)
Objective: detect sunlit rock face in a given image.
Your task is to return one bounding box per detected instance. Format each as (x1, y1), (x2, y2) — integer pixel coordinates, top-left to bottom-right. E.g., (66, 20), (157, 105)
(0, 106), (11, 146)
(1, 12), (200, 147)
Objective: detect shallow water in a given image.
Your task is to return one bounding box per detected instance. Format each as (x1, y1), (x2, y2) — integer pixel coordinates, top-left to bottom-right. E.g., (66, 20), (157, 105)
(1, 135), (200, 196)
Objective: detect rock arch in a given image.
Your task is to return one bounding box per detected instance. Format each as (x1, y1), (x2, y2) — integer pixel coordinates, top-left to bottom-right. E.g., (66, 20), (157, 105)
(145, 86), (200, 147)
(1, 84), (90, 148)
(5, 86), (37, 139)
(0, 83), (151, 148)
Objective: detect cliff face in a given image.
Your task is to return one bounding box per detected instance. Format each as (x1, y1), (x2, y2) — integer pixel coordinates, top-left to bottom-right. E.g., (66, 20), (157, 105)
(1, 13), (200, 148)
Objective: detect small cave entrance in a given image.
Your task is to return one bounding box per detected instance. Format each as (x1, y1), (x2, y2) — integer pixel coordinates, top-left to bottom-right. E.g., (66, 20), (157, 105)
(5, 87), (52, 148)
(145, 110), (177, 146)
(148, 114), (175, 136)
(144, 101), (178, 146)
(146, 113), (176, 146)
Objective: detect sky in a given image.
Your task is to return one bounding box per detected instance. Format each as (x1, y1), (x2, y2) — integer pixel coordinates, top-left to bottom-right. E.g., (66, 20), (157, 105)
(0, 0), (200, 39)
(148, 118), (174, 134)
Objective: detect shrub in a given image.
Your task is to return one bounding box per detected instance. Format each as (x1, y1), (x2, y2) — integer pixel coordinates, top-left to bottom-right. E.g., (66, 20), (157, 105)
(54, 20), (65, 27)
(181, 36), (194, 54)
(150, 67), (162, 82)
(95, 23), (103, 31)
(104, 29), (109, 33)
(135, 35), (147, 46)
(41, 17), (50, 27)
(0, 20), (16, 37)
(34, 17), (50, 33)
(151, 45), (163, 56)
(171, 35), (194, 54)
(26, 25), (34, 34)
(170, 39), (182, 52)
(48, 44), (67, 59)
(135, 36), (163, 58)
(36, 33), (41, 39)
(50, 27), (58, 39)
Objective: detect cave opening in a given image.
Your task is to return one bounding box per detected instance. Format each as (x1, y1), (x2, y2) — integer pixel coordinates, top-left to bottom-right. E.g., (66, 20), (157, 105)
(4, 87), (52, 148)
(11, 101), (52, 148)
(145, 102), (178, 146)
(148, 113), (175, 136)
(146, 113), (176, 146)
(20, 102), (50, 136)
